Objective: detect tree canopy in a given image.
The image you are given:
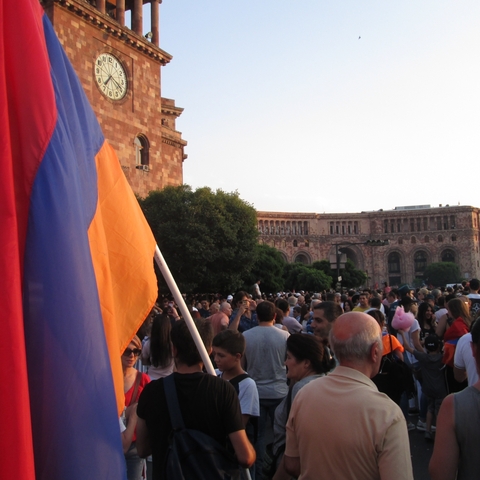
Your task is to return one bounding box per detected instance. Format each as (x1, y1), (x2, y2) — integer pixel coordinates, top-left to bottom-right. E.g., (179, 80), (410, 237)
(244, 244), (286, 294)
(139, 185), (258, 293)
(283, 263), (332, 292)
(423, 262), (462, 287)
(312, 259), (367, 289)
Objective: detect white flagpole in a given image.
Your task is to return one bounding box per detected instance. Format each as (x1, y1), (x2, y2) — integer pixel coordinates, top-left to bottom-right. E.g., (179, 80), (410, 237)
(154, 245), (254, 480)
(154, 245), (216, 376)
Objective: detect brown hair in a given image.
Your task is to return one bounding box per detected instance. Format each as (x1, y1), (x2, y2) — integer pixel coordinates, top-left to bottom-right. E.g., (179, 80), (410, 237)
(447, 297), (471, 327)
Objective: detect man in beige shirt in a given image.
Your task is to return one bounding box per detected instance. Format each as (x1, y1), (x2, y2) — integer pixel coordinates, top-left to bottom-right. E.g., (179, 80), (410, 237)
(284, 312), (413, 480)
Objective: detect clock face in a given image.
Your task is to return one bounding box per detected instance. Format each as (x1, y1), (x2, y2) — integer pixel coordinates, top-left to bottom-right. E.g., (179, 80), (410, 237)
(94, 53), (127, 100)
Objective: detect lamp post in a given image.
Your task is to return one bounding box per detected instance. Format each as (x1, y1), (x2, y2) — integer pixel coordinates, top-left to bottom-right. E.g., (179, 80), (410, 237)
(331, 240), (389, 291)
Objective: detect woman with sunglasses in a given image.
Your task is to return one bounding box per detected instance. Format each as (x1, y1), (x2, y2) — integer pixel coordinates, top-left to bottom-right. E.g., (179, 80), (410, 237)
(122, 335), (150, 480)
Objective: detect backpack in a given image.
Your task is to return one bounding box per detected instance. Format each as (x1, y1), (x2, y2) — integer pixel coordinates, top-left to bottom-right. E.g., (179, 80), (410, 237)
(162, 374), (241, 480)
(372, 335), (414, 404)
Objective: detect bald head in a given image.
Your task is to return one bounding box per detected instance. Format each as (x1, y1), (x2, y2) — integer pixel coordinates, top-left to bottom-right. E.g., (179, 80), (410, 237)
(220, 302), (232, 314)
(329, 312), (382, 374)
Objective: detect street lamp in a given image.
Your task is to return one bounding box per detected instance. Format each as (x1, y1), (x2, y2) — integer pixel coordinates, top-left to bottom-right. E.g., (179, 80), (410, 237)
(331, 240), (389, 291)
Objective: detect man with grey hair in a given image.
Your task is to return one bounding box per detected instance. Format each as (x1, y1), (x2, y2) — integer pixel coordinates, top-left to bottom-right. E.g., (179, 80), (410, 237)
(207, 301), (232, 335)
(284, 312), (413, 480)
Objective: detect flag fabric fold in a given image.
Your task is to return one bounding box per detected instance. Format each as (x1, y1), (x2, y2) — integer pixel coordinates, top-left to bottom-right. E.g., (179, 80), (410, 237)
(1, 1), (157, 479)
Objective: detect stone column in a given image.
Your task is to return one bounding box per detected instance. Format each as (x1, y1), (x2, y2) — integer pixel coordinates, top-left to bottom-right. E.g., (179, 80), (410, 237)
(96, 0), (106, 14)
(151, 0), (159, 46)
(116, 0), (125, 25)
(132, 0), (143, 35)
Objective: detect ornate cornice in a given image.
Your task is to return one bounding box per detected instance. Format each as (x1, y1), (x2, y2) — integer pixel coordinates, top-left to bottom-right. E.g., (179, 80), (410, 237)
(45, 0), (172, 65)
(161, 132), (187, 148)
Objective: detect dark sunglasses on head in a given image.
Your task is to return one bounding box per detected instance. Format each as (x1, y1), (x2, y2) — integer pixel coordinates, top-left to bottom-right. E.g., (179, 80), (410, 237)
(123, 348), (142, 357)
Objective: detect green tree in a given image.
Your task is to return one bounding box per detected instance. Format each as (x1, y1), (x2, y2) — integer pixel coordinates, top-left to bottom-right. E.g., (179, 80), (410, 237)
(244, 244), (285, 294)
(423, 262), (462, 287)
(284, 263), (332, 292)
(312, 259), (367, 289)
(341, 260), (368, 289)
(140, 185), (258, 293)
(312, 260), (334, 277)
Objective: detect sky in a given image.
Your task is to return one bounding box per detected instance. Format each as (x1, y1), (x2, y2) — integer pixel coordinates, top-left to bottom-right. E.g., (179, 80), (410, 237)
(150, 1), (479, 213)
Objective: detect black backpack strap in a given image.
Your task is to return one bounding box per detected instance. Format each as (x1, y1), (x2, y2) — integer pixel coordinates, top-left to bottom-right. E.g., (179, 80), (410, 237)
(228, 373), (250, 394)
(163, 374), (185, 430)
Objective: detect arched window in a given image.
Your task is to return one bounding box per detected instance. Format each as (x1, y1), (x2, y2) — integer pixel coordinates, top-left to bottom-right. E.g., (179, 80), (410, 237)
(388, 252), (402, 286)
(414, 251), (428, 275)
(425, 235), (430, 243)
(442, 249), (455, 263)
(293, 240), (298, 247)
(411, 236), (416, 244)
(438, 235), (443, 242)
(294, 253), (310, 265)
(451, 234), (457, 242)
(388, 252), (401, 274)
(134, 134), (149, 169)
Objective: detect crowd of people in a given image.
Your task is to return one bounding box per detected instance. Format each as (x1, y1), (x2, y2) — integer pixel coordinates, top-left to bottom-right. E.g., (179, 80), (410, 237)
(119, 279), (480, 480)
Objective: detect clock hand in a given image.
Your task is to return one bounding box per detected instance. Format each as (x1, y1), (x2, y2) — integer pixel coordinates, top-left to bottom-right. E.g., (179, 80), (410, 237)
(110, 76), (122, 89)
(104, 75), (112, 85)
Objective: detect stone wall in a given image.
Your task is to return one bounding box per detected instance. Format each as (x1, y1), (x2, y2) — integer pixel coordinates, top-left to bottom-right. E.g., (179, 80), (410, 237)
(258, 205), (480, 287)
(43, 0), (186, 198)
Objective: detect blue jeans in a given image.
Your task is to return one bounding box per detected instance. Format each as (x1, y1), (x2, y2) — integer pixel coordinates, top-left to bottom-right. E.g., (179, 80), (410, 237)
(255, 398), (283, 480)
(124, 442), (145, 480)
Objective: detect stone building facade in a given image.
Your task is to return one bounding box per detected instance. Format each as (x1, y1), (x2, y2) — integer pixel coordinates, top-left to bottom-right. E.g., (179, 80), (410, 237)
(41, 0), (186, 198)
(257, 205), (480, 288)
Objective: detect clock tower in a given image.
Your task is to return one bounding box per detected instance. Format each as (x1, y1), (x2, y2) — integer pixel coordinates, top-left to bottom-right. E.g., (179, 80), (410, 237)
(41, 0), (187, 197)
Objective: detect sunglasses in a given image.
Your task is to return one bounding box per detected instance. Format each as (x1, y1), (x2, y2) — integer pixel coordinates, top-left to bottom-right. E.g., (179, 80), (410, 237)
(123, 348), (142, 357)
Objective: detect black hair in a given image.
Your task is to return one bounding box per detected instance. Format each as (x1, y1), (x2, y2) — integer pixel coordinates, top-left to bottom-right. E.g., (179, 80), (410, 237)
(256, 301), (276, 322)
(232, 291), (249, 309)
(471, 318), (480, 345)
(417, 302), (435, 330)
(170, 319), (213, 366)
(212, 329), (246, 356)
(313, 301), (343, 323)
(469, 278), (480, 291)
(150, 313), (173, 368)
(286, 334), (327, 375)
(275, 298), (289, 314)
(275, 308), (284, 325)
(369, 297), (381, 309)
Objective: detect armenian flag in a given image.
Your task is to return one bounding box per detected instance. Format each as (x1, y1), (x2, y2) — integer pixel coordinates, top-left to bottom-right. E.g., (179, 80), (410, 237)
(1, 0), (157, 478)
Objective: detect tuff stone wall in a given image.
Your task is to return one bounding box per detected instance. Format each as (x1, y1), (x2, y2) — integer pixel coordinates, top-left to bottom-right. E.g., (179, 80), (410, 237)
(42, 0), (186, 198)
(257, 205), (480, 287)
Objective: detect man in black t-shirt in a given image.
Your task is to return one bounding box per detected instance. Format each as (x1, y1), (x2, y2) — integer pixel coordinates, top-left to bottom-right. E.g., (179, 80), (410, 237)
(136, 319), (255, 480)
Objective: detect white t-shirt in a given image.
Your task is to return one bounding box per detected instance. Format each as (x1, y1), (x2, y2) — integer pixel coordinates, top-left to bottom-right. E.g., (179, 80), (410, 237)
(398, 319), (421, 364)
(454, 333), (479, 386)
(435, 307), (448, 323)
(216, 370), (260, 417)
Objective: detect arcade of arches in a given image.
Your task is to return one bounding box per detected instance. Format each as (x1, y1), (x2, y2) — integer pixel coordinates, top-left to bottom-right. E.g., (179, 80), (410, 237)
(257, 205), (480, 287)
